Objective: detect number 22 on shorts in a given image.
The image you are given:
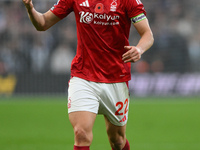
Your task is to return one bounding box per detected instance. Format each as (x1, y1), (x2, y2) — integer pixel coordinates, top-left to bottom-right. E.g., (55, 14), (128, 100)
(115, 98), (129, 116)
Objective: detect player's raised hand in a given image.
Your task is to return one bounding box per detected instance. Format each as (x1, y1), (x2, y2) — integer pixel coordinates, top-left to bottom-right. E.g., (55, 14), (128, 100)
(122, 46), (142, 63)
(22, 0), (33, 10)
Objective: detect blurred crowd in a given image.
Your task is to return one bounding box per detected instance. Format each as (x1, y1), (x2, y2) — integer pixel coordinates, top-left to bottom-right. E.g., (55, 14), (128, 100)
(0, 0), (200, 75)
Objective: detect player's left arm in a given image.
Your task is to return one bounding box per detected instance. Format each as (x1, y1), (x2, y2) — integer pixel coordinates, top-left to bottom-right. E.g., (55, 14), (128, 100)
(122, 18), (154, 63)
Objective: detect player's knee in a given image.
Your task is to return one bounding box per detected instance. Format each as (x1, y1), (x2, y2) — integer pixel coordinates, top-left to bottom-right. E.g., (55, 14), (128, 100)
(110, 136), (125, 150)
(74, 127), (92, 145)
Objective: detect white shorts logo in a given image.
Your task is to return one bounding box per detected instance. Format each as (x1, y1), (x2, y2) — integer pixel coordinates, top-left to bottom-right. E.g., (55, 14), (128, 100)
(68, 97), (71, 109)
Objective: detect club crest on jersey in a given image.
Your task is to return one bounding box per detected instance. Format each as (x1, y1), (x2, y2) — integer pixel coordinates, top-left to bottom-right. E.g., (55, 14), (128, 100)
(95, 3), (104, 13)
(110, 0), (117, 12)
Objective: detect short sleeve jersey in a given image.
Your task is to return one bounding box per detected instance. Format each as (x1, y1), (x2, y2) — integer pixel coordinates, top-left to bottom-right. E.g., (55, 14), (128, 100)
(50, 0), (146, 83)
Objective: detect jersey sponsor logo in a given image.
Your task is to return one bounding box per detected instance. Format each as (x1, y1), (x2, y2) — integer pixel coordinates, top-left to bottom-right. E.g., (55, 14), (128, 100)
(110, 0), (117, 12)
(80, 0), (90, 7)
(93, 21), (119, 25)
(95, 3), (104, 13)
(79, 11), (93, 24)
(79, 11), (120, 25)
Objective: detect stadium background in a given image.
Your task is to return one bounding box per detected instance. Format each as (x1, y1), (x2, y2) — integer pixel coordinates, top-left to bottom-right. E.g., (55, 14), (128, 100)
(0, 0), (200, 150)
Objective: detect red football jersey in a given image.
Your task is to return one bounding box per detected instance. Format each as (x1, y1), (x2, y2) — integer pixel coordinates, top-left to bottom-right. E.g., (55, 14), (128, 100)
(50, 0), (146, 83)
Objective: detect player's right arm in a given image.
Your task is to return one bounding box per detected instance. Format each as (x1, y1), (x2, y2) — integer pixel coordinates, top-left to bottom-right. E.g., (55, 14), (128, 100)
(22, 0), (61, 31)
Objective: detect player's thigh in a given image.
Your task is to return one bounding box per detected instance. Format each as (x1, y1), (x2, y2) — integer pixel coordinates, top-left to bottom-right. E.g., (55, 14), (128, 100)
(69, 111), (97, 131)
(69, 111), (96, 129)
(104, 115), (126, 141)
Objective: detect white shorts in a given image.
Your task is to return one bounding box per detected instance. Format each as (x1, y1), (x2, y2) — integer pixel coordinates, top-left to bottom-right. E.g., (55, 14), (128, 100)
(67, 77), (130, 126)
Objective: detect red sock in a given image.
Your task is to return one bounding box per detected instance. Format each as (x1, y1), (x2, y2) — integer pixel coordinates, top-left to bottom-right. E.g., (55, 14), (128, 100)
(74, 145), (90, 150)
(112, 139), (130, 150)
(122, 139), (130, 150)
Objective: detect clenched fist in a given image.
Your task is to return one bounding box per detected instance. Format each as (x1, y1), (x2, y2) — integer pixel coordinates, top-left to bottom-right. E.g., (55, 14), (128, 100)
(22, 0), (33, 10)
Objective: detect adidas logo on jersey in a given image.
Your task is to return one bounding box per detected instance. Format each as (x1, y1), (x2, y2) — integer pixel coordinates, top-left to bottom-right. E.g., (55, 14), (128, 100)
(80, 0), (90, 7)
